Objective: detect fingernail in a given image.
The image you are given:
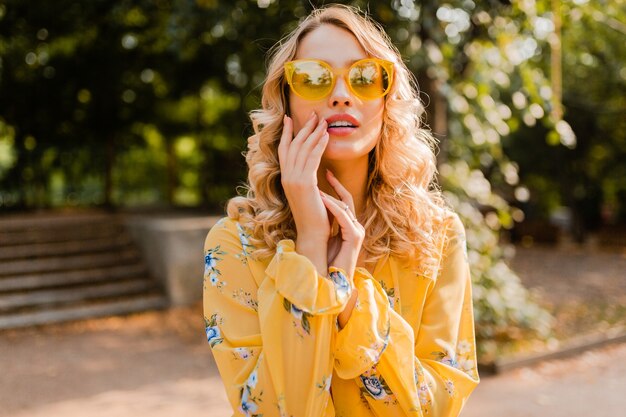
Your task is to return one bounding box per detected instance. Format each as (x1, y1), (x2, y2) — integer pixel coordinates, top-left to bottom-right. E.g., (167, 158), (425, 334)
(326, 169), (334, 177)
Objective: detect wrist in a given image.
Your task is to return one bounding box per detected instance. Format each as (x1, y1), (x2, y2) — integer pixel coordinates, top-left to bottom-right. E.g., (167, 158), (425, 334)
(294, 239), (327, 277)
(296, 230), (329, 243)
(295, 237), (327, 252)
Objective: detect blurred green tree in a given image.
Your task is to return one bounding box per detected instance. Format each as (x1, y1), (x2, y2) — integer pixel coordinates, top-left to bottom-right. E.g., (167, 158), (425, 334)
(0, 0), (244, 209)
(504, 0), (626, 240)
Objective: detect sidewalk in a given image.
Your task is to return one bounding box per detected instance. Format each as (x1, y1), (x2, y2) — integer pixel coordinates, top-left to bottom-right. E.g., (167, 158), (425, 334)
(0, 305), (229, 417)
(462, 342), (626, 417)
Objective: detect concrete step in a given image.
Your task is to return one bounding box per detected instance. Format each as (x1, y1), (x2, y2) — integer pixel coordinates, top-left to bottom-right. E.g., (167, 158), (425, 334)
(0, 279), (157, 311)
(0, 235), (135, 261)
(0, 223), (125, 247)
(0, 294), (169, 330)
(0, 212), (114, 231)
(0, 211), (168, 330)
(0, 249), (141, 277)
(0, 264), (148, 292)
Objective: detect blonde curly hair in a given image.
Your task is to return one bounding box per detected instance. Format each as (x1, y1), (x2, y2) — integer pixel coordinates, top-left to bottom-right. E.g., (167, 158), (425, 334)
(227, 4), (449, 275)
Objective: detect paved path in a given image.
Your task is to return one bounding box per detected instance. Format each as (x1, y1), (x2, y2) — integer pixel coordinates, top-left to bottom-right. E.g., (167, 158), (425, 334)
(0, 306), (229, 417)
(462, 343), (626, 417)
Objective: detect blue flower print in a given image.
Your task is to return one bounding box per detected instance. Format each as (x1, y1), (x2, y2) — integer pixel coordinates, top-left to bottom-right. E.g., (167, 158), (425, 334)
(204, 314), (223, 347)
(444, 379), (455, 396)
(235, 223), (254, 264)
(204, 245), (226, 290)
(440, 353), (459, 368)
(233, 347), (253, 360)
(290, 303), (303, 320)
(282, 298), (311, 336)
(205, 326), (221, 346)
(210, 275), (219, 286)
(432, 340), (477, 378)
(414, 362), (433, 409)
(237, 223), (250, 246)
(204, 252), (217, 271)
(239, 368), (262, 417)
(247, 369), (258, 389)
(432, 339), (478, 378)
(329, 270), (350, 300)
(360, 375), (388, 400)
(419, 383), (431, 406)
(239, 389), (259, 416)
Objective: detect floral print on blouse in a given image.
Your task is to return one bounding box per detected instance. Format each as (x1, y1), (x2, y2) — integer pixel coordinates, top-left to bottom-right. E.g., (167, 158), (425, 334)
(203, 213), (479, 417)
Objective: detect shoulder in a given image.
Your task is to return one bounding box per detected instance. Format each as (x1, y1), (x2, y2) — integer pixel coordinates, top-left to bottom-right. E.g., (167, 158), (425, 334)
(205, 215), (258, 254)
(443, 210), (466, 239)
(440, 209), (468, 261)
(205, 216), (235, 237)
(204, 216), (243, 248)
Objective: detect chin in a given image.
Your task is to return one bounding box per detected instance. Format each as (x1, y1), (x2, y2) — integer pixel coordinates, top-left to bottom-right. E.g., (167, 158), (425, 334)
(322, 142), (372, 162)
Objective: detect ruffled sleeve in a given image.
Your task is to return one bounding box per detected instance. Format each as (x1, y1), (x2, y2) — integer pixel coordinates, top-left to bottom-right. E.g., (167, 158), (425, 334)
(331, 213), (479, 416)
(265, 239), (352, 314)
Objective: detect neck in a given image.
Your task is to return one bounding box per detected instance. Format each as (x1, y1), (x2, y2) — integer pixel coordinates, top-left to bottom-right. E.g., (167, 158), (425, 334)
(318, 156), (370, 219)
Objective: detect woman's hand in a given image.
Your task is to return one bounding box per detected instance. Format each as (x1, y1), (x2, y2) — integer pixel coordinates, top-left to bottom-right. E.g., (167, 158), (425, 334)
(319, 169), (364, 328)
(279, 112), (330, 240)
(319, 169), (365, 280)
(278, 112), (330, 273)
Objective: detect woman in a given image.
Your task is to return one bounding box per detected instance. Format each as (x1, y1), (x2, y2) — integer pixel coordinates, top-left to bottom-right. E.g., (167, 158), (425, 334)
(204, 5), (479, 416)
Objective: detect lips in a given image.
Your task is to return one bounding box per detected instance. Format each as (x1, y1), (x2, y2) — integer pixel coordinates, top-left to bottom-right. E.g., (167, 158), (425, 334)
(325, 114), (360, 136)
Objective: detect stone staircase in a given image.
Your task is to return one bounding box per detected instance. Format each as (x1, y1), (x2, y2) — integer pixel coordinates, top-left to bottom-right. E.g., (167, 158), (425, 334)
(0, 211), (168, 330)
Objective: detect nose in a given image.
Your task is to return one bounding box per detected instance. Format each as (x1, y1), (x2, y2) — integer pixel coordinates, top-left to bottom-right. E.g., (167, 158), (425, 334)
(328, 76), (353, 107)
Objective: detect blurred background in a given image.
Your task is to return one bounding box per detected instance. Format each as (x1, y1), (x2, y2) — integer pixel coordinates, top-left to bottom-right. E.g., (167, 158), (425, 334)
(0, 0), (625, 416)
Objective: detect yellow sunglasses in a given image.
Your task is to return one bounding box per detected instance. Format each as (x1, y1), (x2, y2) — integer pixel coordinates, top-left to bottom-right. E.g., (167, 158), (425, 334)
(284, 58), (394, 101)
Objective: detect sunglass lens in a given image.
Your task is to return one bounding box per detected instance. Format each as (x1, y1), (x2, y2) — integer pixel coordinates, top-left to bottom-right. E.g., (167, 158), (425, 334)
(291, 61), (332, 99)
(349, 61), (390, 99)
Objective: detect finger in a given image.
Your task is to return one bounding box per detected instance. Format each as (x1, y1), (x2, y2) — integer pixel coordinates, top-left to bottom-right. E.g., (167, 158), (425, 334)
(320, 192), (360, 231)
(278, 115), (292, 171)
(321, 198), (360, 242)
(326, 170), (355, 213)
(292, 112), (318, 144)
(302, 130), (329, 174)
(319, 188), (347, 215)
(287, 112), (318, 168)
(293, 119), (327, 173)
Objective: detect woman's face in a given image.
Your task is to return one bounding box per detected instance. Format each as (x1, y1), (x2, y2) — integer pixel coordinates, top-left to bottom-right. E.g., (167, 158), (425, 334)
(288, 24), (384, 162)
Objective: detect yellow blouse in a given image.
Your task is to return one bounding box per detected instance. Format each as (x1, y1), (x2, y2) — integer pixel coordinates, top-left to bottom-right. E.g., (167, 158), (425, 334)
(203, 213), (479, 417)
